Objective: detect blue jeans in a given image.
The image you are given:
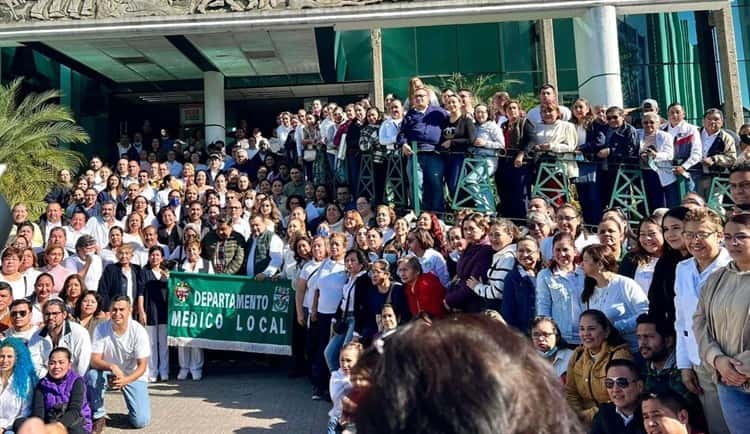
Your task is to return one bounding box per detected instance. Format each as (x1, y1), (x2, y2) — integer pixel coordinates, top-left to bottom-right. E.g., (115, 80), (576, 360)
(324, 314), (355, 372)
(463, 158), (497, 212)
(717, 383), (750, 433)
(412, 152), (445, 212)
(310, 312), (333, 393)
(444, 153), (465, 201)
(328, 416), (340, 434)
(87, 369), (151, 428)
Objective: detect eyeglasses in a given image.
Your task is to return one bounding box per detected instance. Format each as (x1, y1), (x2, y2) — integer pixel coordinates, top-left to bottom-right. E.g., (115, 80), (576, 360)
(724, 233), (750, 243)
(531, 331), (555, 339)
(607, 116), (620, 120)
(683, 231), (717, 240)
(44, 311), (63, 317)
(729, 181), (750, 191)
(10, 311), (28, 318)
(605, 377), (634, 389)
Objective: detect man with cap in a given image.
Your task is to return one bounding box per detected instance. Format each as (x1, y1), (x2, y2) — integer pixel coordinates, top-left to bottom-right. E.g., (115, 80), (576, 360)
(640, 99), (667, 127)
(207, 152), (224, 186)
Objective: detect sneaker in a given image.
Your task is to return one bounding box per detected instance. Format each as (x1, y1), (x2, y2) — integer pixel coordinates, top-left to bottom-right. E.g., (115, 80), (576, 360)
(311, 393), (323, 401)
(148, 377), (158, 383)
(92, 417), (106, 434)
(191, 371), (202, 381)
(177, 369), (189, 380)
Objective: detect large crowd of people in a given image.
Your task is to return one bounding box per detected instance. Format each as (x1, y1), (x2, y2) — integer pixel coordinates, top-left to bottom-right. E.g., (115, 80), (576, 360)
(1, 77), (750, 434)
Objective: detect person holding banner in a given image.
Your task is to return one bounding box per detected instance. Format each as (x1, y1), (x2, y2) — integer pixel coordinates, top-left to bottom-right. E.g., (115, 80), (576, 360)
(176, 240), (213, 381)
(245, 215), (284, 281)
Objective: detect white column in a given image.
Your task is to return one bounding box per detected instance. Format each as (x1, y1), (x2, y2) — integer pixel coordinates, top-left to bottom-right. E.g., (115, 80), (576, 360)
(370, 28), (384, 110)
(203, 71), (226, 145)
(573, 6), (623, 107)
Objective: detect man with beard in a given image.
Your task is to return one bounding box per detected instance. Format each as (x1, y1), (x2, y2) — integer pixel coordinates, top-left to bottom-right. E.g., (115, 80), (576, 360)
(636, 314), (705, 432)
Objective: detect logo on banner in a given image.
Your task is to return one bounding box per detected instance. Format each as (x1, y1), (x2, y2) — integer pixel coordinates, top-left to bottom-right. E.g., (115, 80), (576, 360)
(272, 287), (290, 313)
(174, 281), (192, 305)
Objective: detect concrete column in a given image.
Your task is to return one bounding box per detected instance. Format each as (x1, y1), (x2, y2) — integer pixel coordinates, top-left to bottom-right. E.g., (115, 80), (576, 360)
(573, 5), (623, 107)
(370, 28), (385, 110)
(713, 5), (744, 132)
(537, 19), (557, 88)
(203, 70), (226, 145)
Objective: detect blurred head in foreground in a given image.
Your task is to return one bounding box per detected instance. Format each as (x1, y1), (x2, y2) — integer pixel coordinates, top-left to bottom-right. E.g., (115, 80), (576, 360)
(353, 314), (584, 434)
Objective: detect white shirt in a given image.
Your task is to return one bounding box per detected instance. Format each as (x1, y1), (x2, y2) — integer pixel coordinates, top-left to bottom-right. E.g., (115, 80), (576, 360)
(85, 217), (124, 249)
(664, 120), (702, 170)
(309, 258), (347, 314)
(299, 260), (322, 309)
(64, 226), (87, 253)
(674, 249), (732, 369)
(245, 233), (284, 277)
(379, 117), (403, 149)
(92, 319), (151, 382)
(122, 268), (134, 302)
(541, 233), (599, 262)
(62, 254), (103, 293)
(633, 256), (658, 294)
(232, 219), (251, 241)
(700, 129), (718, 157)
(586, 274), (649, 350)
(0, 274), (31, 301)
(28, 320), (92, 378)
(416, 249), (450, 287)
(0, 374), (32, 430)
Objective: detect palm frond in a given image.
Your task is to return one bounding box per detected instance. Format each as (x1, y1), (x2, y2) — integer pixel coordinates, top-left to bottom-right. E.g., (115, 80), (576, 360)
(0, 77), (89, 220)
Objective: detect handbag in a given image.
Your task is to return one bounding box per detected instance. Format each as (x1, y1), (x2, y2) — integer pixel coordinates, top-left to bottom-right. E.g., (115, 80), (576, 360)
(303, 145), (317, 162)
(332, 279), (354, 335)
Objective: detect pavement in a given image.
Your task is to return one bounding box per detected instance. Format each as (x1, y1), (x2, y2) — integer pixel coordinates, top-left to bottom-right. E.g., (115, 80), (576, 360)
(101, 354), (330, 434)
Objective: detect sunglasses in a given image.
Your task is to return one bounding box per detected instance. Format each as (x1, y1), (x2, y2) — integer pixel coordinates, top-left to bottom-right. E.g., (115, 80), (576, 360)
(10, 311), (28, 318)
(604, 377), (634, 389)
(607, 115), (620, 120)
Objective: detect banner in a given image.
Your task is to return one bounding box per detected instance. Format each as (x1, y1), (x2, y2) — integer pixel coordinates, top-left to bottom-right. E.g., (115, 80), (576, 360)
(167, 272), (293, 355)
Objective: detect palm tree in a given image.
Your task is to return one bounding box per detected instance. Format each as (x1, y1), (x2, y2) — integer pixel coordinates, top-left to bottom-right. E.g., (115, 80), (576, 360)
(427, 72), (537, 109)
(0, 78), (89, 220)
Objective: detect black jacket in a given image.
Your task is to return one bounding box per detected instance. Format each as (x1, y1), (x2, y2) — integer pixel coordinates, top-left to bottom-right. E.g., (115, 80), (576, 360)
(97, 262), (144, 312)
(590, 403), (646, 434)
(647, 249), (690, 324)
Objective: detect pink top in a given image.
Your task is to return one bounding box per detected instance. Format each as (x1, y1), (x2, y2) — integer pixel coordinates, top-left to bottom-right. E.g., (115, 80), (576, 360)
(45, 264), (74, 295)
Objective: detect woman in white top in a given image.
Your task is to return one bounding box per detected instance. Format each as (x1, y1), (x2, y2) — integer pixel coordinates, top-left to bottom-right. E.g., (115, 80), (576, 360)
(639, 112), (679, 209)
(176, 240), (213, 381)
(0, 337), (36, 433)
(295, 236), (327, 328)
(618, 216), (664, 294)
(18, 248), (40, 297)
(580, 244), (648, 351)
(540, 203), (598, 262)
(467, 219), (519, 309)
(374, 205), (396, 244)
(308, 233), (347, 399)
(536, 233), (585, 346)
(122, 213), (145, 250)
(1, 247), (28, 300)
(407, 229), (449, 287)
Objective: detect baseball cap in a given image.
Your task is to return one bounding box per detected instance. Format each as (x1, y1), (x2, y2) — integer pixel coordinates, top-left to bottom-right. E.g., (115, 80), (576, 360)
(641, 98), (659, 111)
(209, 153), (223, 160)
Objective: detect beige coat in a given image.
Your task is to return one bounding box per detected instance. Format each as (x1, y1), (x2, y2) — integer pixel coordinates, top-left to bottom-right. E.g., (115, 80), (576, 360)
(565, 342), (632, 426)
(694, 262), (750, 376)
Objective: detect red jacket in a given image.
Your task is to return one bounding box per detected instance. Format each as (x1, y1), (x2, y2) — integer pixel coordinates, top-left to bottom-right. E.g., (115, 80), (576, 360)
(404, 273), (446, 318)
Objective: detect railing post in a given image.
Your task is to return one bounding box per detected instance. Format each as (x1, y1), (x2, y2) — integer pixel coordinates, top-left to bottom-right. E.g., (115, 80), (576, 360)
(411, 141), (420, 216)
